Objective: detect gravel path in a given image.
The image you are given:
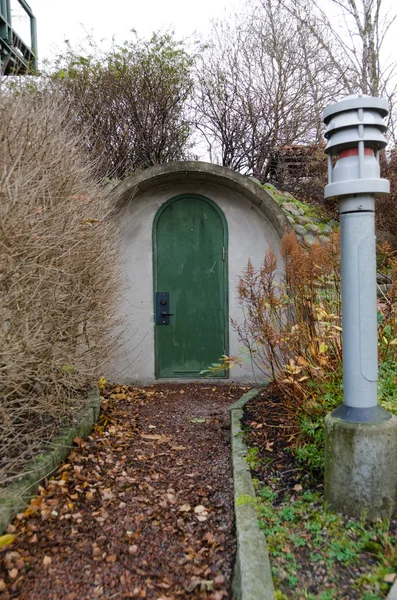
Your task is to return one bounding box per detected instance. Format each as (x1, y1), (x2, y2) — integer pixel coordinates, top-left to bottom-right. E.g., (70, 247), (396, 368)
(0, 383), (249, 599)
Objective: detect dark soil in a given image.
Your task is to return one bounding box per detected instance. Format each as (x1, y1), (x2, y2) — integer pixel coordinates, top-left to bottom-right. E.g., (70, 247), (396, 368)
(242, 384), (312, 498)
(0, 382), (250, 599)
(243, 383), (397, 600)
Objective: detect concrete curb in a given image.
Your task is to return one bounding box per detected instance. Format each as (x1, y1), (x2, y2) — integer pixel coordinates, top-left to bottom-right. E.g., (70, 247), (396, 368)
(387, 579), (397, 600)
(230, 385), (275, 600)
(0, 388), (101, 534)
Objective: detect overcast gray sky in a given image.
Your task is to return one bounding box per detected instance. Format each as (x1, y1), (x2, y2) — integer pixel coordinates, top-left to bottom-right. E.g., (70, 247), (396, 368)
(11, 0), (239, 63)
(9, 0), (397, 84)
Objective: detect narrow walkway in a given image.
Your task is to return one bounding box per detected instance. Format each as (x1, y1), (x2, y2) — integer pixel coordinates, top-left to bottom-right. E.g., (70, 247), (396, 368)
(0, 383), (248, 599)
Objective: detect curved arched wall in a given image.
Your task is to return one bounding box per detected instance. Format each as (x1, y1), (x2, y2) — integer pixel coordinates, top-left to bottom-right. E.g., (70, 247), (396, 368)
(108, 162), (290, 383)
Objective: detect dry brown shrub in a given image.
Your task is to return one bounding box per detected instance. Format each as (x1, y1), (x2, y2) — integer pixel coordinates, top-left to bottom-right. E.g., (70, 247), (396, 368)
(234, 231), (342, 412)
(0, 89), (118, 483)
(376, 150), (397, 249)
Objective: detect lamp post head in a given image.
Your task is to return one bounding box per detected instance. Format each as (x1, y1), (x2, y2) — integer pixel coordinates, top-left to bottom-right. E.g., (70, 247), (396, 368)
(323, 94), (390, 200)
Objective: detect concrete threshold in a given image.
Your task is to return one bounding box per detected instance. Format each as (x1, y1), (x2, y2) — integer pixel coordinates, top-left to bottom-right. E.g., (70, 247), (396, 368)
(230, 385), (275, 600)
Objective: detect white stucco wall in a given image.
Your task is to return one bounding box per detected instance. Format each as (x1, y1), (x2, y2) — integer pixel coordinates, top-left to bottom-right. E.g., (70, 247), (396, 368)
(107, 180), (284, 383)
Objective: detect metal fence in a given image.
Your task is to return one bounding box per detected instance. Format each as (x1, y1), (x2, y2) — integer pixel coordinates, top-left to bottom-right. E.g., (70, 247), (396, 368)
(0, 0), (37, 74)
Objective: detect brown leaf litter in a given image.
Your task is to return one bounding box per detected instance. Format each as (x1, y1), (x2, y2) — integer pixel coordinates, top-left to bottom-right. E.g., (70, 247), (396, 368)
(0, 383), (250, 599)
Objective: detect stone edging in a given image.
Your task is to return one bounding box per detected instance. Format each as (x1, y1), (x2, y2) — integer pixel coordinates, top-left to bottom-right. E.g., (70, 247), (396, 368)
(0, 388), (101, 535)
(387, 579), (397, 600)
(230, 385), (275, 600)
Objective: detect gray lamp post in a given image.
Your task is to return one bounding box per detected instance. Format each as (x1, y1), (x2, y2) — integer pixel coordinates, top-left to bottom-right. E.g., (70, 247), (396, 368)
(323, 95), (397, 519)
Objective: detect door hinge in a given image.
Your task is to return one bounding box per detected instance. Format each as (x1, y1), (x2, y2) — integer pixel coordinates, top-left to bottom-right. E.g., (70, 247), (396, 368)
(222, 247), (226, 261)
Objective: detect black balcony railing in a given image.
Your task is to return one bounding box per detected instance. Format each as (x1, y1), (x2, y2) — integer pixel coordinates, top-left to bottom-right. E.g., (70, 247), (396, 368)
(0, 0), (37, 75)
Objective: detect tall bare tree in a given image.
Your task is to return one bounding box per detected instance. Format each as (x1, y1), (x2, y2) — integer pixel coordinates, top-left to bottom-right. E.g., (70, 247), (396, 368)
(278, 0), (397, 108)
(194, 0), (343, 183)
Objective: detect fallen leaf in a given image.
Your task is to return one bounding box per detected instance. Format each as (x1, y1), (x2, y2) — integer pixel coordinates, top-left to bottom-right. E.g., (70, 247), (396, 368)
(189, 418), (206, 424)
(213, 592), (227, 600)
(5, 551), (21, 566)
(8, 568), (18, 579)
(0, 534), (16, 548)
(293, 484), (303, 492)
(43, 555), (52, 566)
(15, 558), (24, 570)
(24, 497), (43, 516)
(0, 579), (5, 592)
(56, 464), (71, 473)
(203, 532), (216, 544)
(140, 434), (170, 441)
(187, 579), (213, 592)
(200, 580), (213, 592)
(106, 553), (117, 563)
(101, 489), (115, 500)
(179, 504), (191, 512)
(384, 573), (397, 583)
(93, 585), (104, 596)
(72, 512), (83, 520)
(171, 446), (186, 451)
(129, 545), (138, 555)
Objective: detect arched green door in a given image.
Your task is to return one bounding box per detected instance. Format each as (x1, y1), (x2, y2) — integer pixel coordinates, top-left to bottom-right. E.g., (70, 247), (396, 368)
(153, 194), (228, 378)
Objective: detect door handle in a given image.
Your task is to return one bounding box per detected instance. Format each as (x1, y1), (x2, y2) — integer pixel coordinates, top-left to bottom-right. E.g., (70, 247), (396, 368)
(156, 292), (173, 325)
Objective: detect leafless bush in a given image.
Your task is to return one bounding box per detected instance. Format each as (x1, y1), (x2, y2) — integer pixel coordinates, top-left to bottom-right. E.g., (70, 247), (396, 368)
(51, 33), (194, 179)
(233, 232), (342, 410)
(376, 150), (397, 249)
(0, 89), (118, 483)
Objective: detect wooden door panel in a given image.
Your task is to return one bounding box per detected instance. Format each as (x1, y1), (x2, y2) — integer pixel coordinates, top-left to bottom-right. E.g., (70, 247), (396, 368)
(154, 195), (227, 378)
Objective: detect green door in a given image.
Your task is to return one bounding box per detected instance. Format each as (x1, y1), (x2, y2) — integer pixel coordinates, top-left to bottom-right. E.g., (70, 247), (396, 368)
(154, 194), (228, 378)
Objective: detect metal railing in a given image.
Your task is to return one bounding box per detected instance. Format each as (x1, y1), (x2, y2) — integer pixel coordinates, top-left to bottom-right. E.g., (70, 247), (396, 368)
(0, 0), (37, 74)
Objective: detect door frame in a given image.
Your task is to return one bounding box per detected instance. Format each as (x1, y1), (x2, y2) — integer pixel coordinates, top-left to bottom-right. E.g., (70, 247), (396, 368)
(152, 193), (229, 379)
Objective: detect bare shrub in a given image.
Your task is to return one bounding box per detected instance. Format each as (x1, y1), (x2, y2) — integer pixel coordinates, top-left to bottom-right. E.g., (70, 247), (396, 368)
(233, 229), (397, 414)
(52, 33), (194, 179)
(376, 150), (397, 249)
(234, 231), (342, 411)
(0, 89), (118, 483)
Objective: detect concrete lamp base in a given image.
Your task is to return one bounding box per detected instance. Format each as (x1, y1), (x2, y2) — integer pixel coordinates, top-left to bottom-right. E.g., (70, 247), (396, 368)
(325, 411), (397, 520)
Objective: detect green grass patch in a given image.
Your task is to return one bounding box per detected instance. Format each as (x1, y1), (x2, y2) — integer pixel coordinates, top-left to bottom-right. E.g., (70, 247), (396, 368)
(255, 485), (397, 599)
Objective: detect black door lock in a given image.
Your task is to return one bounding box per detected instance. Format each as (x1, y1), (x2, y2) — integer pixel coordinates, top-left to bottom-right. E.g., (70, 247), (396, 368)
(156, 292), (173, 325)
